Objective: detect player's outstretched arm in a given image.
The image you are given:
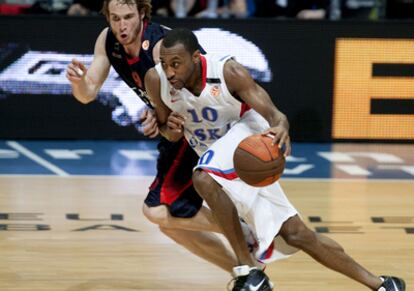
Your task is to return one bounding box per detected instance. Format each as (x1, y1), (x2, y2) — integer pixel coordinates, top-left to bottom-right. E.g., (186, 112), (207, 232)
(144, 68), (184, 142)
(66, 28), (111, 104)
(224, 59), (291, 156)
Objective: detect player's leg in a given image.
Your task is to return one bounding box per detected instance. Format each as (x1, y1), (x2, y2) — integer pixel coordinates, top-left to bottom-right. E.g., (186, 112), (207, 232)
(255, 179), (405, 290)
(142, 137), (220, 233)
(278, 215), (384, 289)
(192, 170), (273, 291)
(142, 161), (240, 273)
(143, 202), (264, 271)
(142, 203), (220, 232)
(159, 226), (237, 272)
(143, 187), (240, 274)
(191, 112), (277, 290)
(143, 137), (263, 275)
(192, 169), (256, 268)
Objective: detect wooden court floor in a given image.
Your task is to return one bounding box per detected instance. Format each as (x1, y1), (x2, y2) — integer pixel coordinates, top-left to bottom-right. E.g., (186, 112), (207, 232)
(0, 176), (412, 290)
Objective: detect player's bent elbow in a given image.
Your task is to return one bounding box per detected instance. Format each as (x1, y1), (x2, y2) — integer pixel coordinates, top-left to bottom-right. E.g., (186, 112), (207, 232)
(169, 134), (183, 143)
(74, 94), (96, 104)
(76, 98), (91, 105)
(162, 133), (180, 143)
(160, 127), (183, 143)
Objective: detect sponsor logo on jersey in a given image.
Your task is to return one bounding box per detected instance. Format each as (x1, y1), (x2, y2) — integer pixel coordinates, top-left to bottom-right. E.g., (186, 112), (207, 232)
(142, 40), (150, 51)
(210, 85), (220, 97)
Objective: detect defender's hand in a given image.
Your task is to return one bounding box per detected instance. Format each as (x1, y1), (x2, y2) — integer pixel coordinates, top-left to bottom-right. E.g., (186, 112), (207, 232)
(66, 59), (87, 84)
(167, 112), (186, 133)
(140, 109), (159, 138)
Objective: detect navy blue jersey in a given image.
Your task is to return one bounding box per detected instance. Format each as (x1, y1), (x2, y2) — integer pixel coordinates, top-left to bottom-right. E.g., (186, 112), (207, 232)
(105, 21), (168, 109)
(104, 22), (204, 218)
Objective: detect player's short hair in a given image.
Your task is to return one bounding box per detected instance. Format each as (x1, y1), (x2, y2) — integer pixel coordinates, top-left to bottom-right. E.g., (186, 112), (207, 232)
(102, 0), (152, 20)
(162, 28), (199, 55)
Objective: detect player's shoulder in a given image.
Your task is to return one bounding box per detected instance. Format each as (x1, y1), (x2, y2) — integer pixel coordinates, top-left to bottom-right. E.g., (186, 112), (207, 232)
(145, 22), (169, 38)
(92, 28), (110, 56)
(222, 57), (248, 87)
(96, 27), (109, 45)
(222, 56), (243, 72)
(98, 27), (110, 39)
(145, 67), (160, 84)
(148, 21), (170, 32)
(144, 68), (162, 100)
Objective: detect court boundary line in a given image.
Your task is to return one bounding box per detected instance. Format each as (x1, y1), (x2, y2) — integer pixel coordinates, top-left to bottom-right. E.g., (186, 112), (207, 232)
(0, 174), (412, 183)
(6, 141), (70, 177)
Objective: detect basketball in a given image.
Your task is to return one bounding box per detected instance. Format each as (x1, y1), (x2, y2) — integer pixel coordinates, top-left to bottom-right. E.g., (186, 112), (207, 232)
(233, 134), (285, 187)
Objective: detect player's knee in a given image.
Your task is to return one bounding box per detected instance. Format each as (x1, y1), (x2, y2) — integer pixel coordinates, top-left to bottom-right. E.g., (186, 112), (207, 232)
(283, 226), (315, 249)
(192, 170), (214, 199)
(281, 216), (316, 249)
(142, 204), (169, 226)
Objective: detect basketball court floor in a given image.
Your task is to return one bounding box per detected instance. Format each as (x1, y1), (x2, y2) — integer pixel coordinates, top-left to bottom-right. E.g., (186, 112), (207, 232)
(0, 140), (413, 290)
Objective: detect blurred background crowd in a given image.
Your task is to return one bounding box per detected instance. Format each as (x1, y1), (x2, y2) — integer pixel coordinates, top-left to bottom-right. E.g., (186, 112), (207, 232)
(0, 0), (413, 20)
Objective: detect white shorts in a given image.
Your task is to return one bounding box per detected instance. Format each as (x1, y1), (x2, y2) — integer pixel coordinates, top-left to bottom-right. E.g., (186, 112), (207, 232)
(194, 110), (299, 263)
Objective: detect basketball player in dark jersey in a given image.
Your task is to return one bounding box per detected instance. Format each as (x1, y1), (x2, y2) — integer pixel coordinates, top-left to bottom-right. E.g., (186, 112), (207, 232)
(66, 0), (244, 274)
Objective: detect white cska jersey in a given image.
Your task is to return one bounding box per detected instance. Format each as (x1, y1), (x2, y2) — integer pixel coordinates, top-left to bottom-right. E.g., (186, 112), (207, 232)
(155, 54), (251, 156)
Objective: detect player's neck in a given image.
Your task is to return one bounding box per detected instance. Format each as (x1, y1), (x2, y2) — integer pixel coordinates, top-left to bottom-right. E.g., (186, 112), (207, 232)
(186, 62), (203, 96)
(124, 43), (140, 58)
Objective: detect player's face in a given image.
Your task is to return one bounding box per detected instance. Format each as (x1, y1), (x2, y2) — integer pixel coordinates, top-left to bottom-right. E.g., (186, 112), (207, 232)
(160, 43), (198, 90)
(108, 1), (143, 46)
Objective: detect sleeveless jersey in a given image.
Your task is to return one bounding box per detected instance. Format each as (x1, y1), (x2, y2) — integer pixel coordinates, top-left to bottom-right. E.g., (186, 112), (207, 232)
(155, 54), (251, 156)
(105, 21), (168, 109)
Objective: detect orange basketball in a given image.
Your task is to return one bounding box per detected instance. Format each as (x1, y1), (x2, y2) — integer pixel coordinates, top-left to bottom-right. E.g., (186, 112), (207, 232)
(233, 134), (285, 187)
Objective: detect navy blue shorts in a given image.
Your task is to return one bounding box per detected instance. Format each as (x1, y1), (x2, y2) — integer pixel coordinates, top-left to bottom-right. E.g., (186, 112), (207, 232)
(144, 137), (202, 218)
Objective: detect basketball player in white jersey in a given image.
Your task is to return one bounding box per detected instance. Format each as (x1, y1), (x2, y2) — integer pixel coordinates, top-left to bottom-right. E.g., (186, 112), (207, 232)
(144, 28), (405, 291)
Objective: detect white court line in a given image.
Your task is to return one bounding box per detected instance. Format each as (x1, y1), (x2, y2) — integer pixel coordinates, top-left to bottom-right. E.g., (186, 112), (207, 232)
(6, 141), (70, 177)
(0, 174), (413, 183)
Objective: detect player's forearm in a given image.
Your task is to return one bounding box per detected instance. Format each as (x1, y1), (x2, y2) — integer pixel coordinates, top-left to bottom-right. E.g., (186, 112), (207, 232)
(267, 110), (289, 130)
(71, 78), (99, 104)
(159, 124), (183, 142)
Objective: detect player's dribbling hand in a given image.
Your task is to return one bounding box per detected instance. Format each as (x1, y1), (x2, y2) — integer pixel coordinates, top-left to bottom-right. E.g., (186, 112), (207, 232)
(262, 125), (291, 157)
(66, 59), (87, 83)
(140, 109), (159, 138)
(167, 112), (186, 133)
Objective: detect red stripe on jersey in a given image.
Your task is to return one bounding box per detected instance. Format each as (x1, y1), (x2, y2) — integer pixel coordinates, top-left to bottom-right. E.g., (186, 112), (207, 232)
(199, 168), (239, 180)
(240, 103), (251, 117)
(149, 177), (160, 191)
(200, 55), (207, 91)
(127, 56), (140, 65)
(260, 241), (275, 261)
